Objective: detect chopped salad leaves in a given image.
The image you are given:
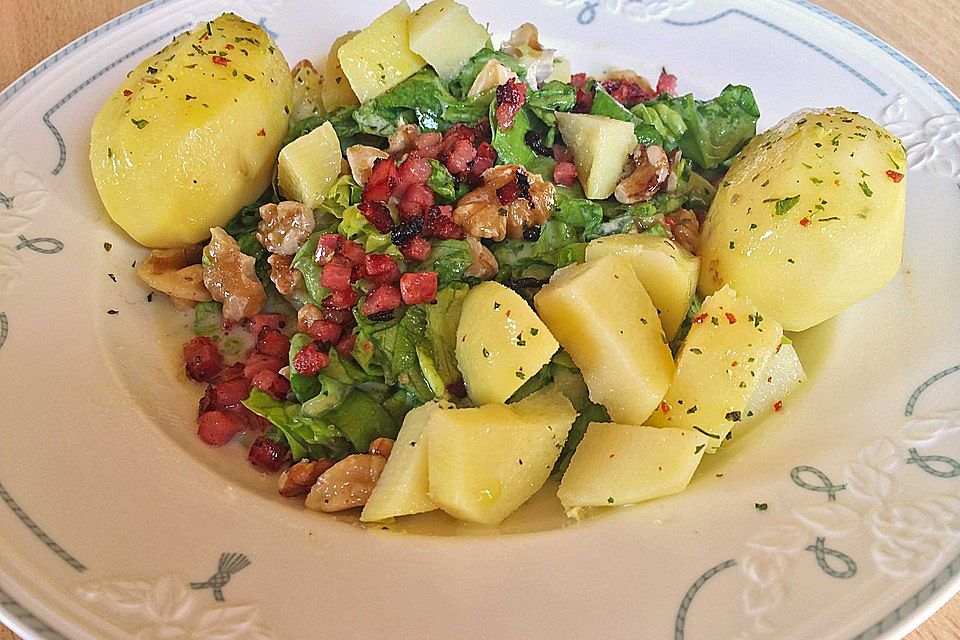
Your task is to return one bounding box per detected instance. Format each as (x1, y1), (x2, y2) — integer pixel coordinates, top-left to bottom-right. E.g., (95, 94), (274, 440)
(164, 9), (767, 506)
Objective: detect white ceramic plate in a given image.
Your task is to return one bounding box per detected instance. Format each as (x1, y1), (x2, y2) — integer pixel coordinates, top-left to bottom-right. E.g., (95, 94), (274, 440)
(2, 1), (960, 638)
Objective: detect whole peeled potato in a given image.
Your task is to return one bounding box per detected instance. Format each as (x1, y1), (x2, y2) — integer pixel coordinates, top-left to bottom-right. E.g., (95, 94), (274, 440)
(699, 108), (906, 331)
(90, 14), (293, 247)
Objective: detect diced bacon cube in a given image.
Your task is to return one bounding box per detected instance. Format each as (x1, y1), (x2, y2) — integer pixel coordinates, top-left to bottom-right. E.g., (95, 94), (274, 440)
(314, 234), (341, 265)
(243, 353), (285, 380)
(400, 272), (438, 305)
(249, 313), (287, 336)
(255, 327), (291, 359)
(306, 319), (342, 344)
(335, 333), (357, 359)
(248, 436), (288, 472)
(198, 410), (246, 446)
(553, 161), (577, 187)
(293, 342), (330, 376)
(339, 238), (366, 265)
(364, 253), (400, 280)
(323, 288), (359, 309)
(183, 337), (222, 383)
(251, 369), (291, 400)
(357, 201), (394, 233)
(400, 235), (432, 262)
(321, 256), (354, 292)
(361, 285), (403, 317)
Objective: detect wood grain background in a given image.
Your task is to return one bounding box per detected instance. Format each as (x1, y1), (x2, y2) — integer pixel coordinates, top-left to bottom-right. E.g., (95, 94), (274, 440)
(0, 1), (958, 638)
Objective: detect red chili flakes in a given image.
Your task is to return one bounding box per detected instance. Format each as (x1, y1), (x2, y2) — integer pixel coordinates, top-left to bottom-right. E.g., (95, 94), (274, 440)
(660, 401), (671, 414)
(730, 361), (739, 368)
(725, 312), (737, 324)
(256, 128), (266, 137)
(225, 43), (235, 50)
(886, 170), (905, 183)
(692, 313), (708, 324)
(122, 89), (133, 97)
(799, 217), (811, 227)
(774, 400), (783, 412)
(212, 55), (230, 67)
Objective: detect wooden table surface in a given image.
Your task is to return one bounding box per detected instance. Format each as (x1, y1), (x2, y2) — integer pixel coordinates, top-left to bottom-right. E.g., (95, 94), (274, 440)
(1, 1), (959, 638)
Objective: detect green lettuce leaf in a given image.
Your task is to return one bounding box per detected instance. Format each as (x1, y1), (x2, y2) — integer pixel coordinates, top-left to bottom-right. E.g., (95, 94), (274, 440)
(284, 107), (362, 151)
(320, 388), (398, 452)
(418, 284), (468, 397)
(448, 48), (527, 99)
(527, 80), (576, 126)
(193, 301), (222, 337)
(415, 239), (472, 288)
(427, 160), (468, 205)
(243, 388), (350, 462)
(338, 205), (401, 257)
(291, 233), (330, 306)
(489, 101), (556, 178)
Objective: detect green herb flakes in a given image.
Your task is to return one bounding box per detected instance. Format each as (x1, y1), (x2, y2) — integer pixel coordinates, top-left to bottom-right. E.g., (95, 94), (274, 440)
(131, 118), (149, 129)
(774, 195), (801, 215)
(859, 181), (873, 197)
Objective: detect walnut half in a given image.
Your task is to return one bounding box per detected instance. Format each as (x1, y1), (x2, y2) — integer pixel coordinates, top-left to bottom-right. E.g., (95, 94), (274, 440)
(136, 245), (211, 306)
(202, 227), (266, 322)
(453, 165), (555, 241)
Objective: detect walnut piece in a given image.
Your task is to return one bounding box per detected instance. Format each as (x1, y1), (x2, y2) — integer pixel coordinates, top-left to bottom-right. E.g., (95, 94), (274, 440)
(453, 165), (555, 241)
(136, 245), (211, 305)
(267, 253), (304, 296)
(304, 454), (386, 513)
(464, 235), (499, 279)
(670, 208), (701, 255)
(202, 227), (266, 322)
(346, 144), (390, 185)
(615, 144), (670, 204)
(501, 23), (556, 88)
(467, 60), (518, 98)
(257, 201), (316, 256)
(279, 459), (334, 498)
(368, 437), (395, 460)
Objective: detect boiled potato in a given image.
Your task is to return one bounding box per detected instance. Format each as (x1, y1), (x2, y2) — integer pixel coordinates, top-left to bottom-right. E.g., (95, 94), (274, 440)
(361, 400), (454, 522)
(743, 342), (806, 421)
(558, 423), (708, 512)
(337, 1), (426, 103)
(646, 285), (783, 449)
(321, 32), (360, 111)
(586, 234), (700, 339)
(90, 14), (292, 248)
(455, 281), (559, 405)
(277, 121), (341, 208)
(555, 113), (636, 199)
(290, 60), (325, 122)
(428, 388), (576, 525)
(534, 255), (674, 425)
(699, 108), (907, 331)
(409, 0), (490, 80)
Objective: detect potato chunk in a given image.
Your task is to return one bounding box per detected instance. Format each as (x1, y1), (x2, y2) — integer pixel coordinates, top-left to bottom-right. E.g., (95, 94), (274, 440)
(744, 343), (806, 421)
(586, 234), (700, 339)
(337, 1), (426, 103)
(89, 14), (292, 248)
(321, 32), (360, 111)
(646, 285), (782, 448)
(409, 0), (490, 80)
(558, 423), (708, 512)
(534, 255), (674, 425)
(427, 389), (576, 525)
(455, 281), (559, 405)
(361, 400), (454, 522)
(277, 121), (342, 209)
(555, 113), (636, 199)
(699, 108), (907, 331)
(290, 60), (325, 122)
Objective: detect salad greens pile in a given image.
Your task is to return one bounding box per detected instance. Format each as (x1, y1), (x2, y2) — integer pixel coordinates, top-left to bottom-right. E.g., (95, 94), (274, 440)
(209, 45), (760, 466)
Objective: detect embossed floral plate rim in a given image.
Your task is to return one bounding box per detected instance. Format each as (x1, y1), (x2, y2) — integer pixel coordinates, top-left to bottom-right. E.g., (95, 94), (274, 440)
(1, 1), (960, 639)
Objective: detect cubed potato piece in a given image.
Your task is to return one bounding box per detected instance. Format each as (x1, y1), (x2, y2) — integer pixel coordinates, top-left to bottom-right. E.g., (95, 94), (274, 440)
(89, 14), (292, 248)
(361, 400), (454, 522)
(322, 32), (360, 111)
(427, 388), (576, 525)
(290, 60), (325, 122)
(409, 0), (490, 80)
(558, 422), (708, 511)
(555, 112), (636, 199)
(586, 234), (700, 339)
(277, 121), (341, 208)
(699, 108), (906, 331)
(646, 285), (783, 448)
(743, 343), (806, 421)
(337, 1), (426, 103)
(534, 255), (674, 425)
(455, 281), (559, 405)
